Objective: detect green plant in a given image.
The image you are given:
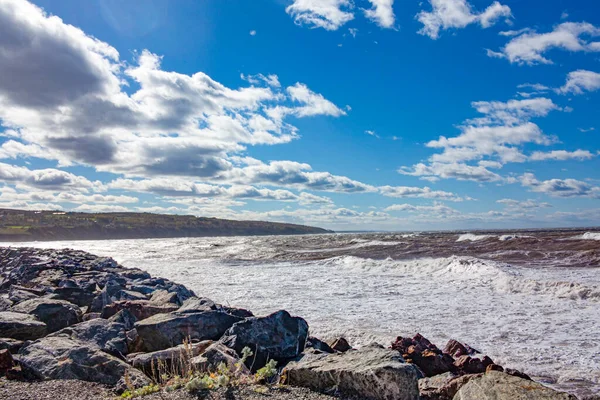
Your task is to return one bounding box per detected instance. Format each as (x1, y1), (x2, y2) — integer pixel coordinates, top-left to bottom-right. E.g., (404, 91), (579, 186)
(120, 384), (161, 399)
(254, 359), (278, 383)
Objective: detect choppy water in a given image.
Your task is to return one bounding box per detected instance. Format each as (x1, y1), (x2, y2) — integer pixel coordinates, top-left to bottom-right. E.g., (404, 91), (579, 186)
(3, 229), (600, 398)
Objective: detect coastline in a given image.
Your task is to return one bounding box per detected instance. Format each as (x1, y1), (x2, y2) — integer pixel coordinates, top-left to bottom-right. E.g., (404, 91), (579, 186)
(0, 246), (587, 400)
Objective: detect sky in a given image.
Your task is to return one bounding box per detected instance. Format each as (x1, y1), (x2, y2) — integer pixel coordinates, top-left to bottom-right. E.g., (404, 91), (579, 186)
(0, 0), (598, 231)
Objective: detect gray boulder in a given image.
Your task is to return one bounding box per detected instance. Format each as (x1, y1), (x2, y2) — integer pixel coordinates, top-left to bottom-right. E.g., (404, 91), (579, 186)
(8, 288), (39, 304)
(221, 310), (308, 370)
(18, 335), (150, 390)
(134, 311), (243, 352)
(453, 371), (577, 400)
(191, 342), (249, 373)
(0, 311), (47, 340)
(178, 297), (253, 318)
(284, 344), (420, 400)
(48, 319), (128, 357)
(419, 372), (478, 400)
(128, 340), (213, 375)
(0, 337), (24, 353)
(100, 300), (179, 320)
(51, 287), (97, 307)
(11, 298), (82, 333)
(108, 309), (138, 330)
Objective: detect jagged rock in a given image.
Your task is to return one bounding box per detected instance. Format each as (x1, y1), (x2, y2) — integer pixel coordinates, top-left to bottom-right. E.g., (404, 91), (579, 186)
(306, 336), (334, 354)
(285, 344), (420, 400)
(391, 334), (456, 377)
(0, 338), (24, 353)
(119, 269), (151, 281)
(149, 290), (180, 305)
(129, 340), (213, 375)
(330, 337), (352, 353)
(453, 354), (494, 375)
(108, 309), (138, 330)
(453, 370), (577, 400)
(11, 298), (82, 333)
(117, 290), (147, 301)
(221, 310), (308, 371)
(18, 335), (150, 390)
(0, 349), (14, 372)
(100, 300), (179, 320)
(0, 311), (47, 340)
(82, 312), (101, 321)
(443, 340), (479, 358)
(8, 288), (39, 304)
(191, 342), (248, 373)
(135, 311), (242, 352)
(89, 280), (125, 312)
(48, 319), (128, 357)
(0, 297), (12, 311)
(177, 297), (253, 318)
(419, 372), (479, 400)
(51, 287), (97, 307)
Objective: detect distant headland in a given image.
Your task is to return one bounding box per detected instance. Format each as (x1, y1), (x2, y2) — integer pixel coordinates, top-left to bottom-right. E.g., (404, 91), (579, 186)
(0, 208), (332, 242)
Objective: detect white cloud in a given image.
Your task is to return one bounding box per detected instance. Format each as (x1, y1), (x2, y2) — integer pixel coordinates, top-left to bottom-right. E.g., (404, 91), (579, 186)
(489, 22), (600, 65)
(249, 30), (256, 36)
(365, 130), (379, 138)
(558, 70), (600, 95)
(72, 204), (131, 213)
(0, 162), (99, 192)
(497, 198), (552, 210)
(379, 185), (464, 201)
(529, 150), (595, 161)
(385, 203), (461, 217)
(364, 0), (395, 28)
(286, 0), (354, 31)
(520, 173), (600, 198)
(416, 0), (511, 40)
(399, 162), (503, 182)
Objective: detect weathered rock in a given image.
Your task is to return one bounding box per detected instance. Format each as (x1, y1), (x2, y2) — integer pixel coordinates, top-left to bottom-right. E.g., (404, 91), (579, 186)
(11, 298), (82, 333)
(0, 297), (12, 311)
(419, 372), (479, 400)
(306, 336), (334, 354)
(0, 311), (47, 340)
(149, 290), (179, 305)
(51, 287), (97, 307)
(18, 335), (150, 390)
(453, 370), (577, 400)
(129, 340), (213, 375)
(135, 311), (243, 352)
(82, 312), (101, 321)
(100, 300), (179, 320)
(48, 319), (128, 357)
(177, 297), (253, 318)
(0, 338), (24, 353)
(8, 288), (39, 304)
(221, 310), (308, 370)
(285, 344), (420, 400)
(191, 342), (249, 373)
(117, 290), (147, 301)
(0, 349), (14, 372)
(443, 340), (479, 358)
(89, 281), (125, 312)
(453, 354), (494, 375)
(330, 337), (352, 353)
(108, 309), (138, 330)
(391, 334), (456, 377)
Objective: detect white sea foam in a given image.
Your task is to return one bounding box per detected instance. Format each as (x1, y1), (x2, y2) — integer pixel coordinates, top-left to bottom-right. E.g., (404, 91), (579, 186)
(3, 236), (600, 396)
(457, 233), (493, 242)
(498, 234), (533, 241)
(574, 232), (600, 241)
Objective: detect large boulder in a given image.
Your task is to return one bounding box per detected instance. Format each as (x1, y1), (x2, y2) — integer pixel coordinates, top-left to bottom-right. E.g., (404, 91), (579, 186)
(0, 311), (47, 340)
(8, 288), (39, 304)
(128, 340), (213, 375)
(134, 311), (243, 352)
(453, 371), (577, 400)
(51, 287), (97, 307)
(221, 310), (308, 370)
(191, 342), (249, 374)
(0, 338), (24, 354)
(177, 297), (253, 318)
(18, 335), (150, 391)
(419, 372), (479, 400)
(100, 300), (179, 320)
(48, 319), (128, 357)
(285, 344), (420, 400)
(11, 298), (82, 333)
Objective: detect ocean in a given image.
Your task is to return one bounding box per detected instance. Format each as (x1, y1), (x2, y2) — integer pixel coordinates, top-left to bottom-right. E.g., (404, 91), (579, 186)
(3, 229), (600, 398)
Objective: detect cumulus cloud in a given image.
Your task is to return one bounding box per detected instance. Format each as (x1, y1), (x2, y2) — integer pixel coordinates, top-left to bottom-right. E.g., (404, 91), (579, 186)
(488, 22), (600, 65)
(558, 70), (600, 95)
(286, 0), (354, 30)
(364, 0), (395, 28)
(529, 150), (595, 161)
(385, 203), (461, 217)
(399, 97), (562, 182)
(497, 198), (552, 210)
(379, 185), (465, 201)
(416, 0), (511, 39)
(0, 162), (98, 191)
(520, 173), (600, 198)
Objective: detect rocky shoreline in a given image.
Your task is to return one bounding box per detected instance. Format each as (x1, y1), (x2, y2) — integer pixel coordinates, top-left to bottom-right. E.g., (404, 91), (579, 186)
(0, 247), (585, 400)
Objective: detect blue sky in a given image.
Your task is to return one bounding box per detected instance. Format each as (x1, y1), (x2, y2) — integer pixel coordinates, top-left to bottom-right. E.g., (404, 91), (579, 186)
(0, 0), (599, 231)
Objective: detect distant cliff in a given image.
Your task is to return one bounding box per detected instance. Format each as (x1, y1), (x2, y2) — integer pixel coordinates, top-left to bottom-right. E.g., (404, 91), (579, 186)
(0, 209), (332, 241)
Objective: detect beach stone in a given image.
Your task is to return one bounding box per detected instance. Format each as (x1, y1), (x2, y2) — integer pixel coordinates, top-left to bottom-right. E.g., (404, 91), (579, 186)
(0, 349), (14, 372)
(419, 372), (478, 400)
(8, 288), (39, 304)
(0, 311), (47, 340)
(48, 319), (128, 357)
(18, 335), (150, 390)
(135, 311), (242, 352)
(11, 298), (82, 333)
(330, 337), (352, 353)
(177, 297), (253, 318)
(149, 290), (180, 305)
(306, 336), (334, 354)
(52, 287), (97, 307)
(443, 340), (479, 358)
(191, 342), (248, 373)
(221, 310), (308, 370)
(453, 354), (494, 375)
(108, 309), (138, 330)
(285, 344), (420, 400)
(129, 340), (213, 375)
(100, 300), (179, 320)
(453, 371), (577, 400)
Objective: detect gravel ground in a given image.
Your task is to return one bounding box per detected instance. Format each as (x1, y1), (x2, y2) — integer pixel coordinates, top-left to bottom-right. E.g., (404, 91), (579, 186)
(0, 379), (346, 400)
